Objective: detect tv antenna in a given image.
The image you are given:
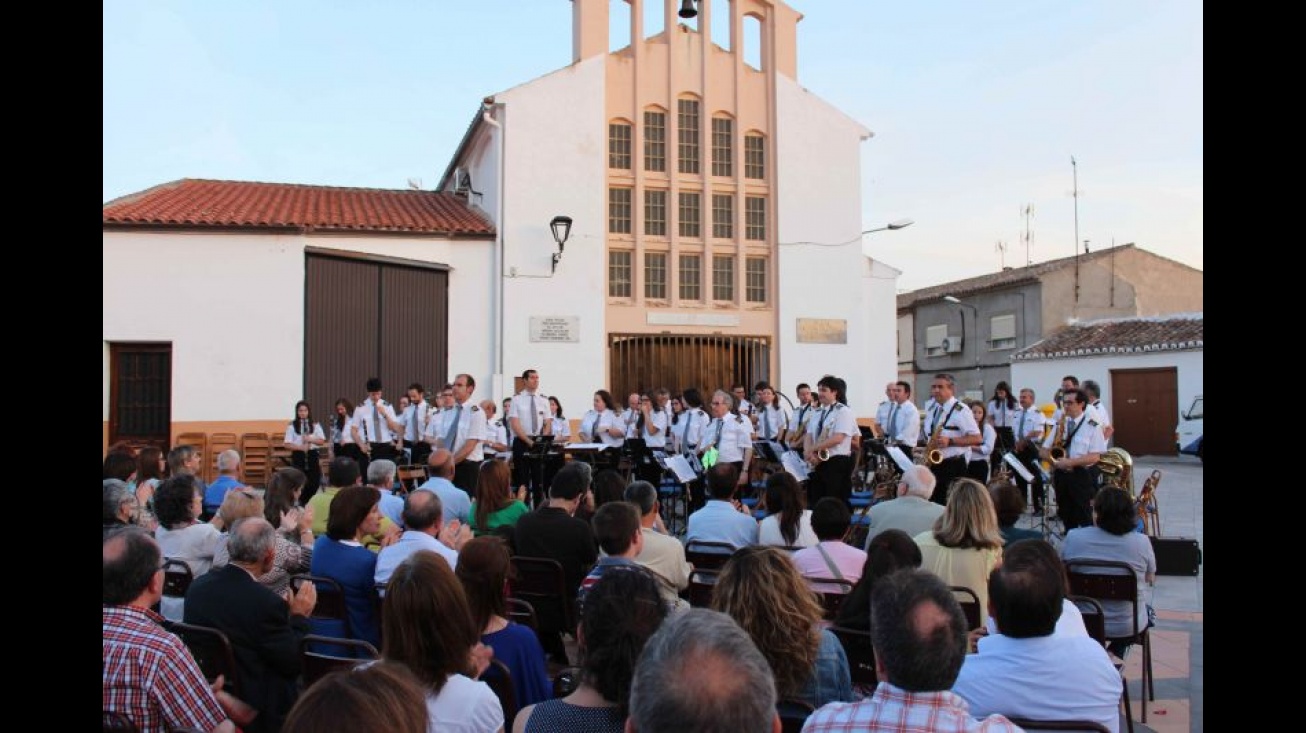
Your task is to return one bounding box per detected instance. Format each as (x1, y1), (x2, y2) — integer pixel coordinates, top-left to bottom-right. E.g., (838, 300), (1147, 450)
(995, 240), (1008, 269)
(1021, 204), (1034, 265)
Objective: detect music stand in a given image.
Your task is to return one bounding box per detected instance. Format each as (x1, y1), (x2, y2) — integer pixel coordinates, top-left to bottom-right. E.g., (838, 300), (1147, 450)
(752, 440), (785, 464)
(524, 435), (555, 506)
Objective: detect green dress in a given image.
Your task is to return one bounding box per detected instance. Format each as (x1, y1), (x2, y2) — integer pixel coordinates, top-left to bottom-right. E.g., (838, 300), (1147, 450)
(469, 500), (531, 536)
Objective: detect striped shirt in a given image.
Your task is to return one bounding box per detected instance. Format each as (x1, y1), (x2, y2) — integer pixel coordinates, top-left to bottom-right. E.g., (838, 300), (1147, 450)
(102, 605), (228, 733)
(802, 682), (1021, 732)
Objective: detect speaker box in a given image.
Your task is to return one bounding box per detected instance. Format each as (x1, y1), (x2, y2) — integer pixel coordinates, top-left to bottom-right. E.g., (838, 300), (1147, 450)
(1149, 536), (1202, 576)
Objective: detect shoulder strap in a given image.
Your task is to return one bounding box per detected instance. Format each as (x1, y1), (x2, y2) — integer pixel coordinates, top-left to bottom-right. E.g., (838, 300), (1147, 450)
(815, 543), (845, 581)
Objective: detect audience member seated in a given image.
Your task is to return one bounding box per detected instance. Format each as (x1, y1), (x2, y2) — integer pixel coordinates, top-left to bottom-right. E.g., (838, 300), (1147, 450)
(259, 468), (318, 596)
(103, 527), (242, 733)
(711, 546), (853, 709)
(104, 479), (140, 540)
(514, 568), (669, 733)
(990, 482), (1041, 547)
(802, 569), (1021, 732)
(578, 502), (647, 610)
(153, 475), (223, 621)
(757, 472), (818, 548)
(309, 485), (385, 649)
(209, 486), (315, 597)
(203, 450), (245, 520)
(282, 660), (429, 733)
(104, 448), (138, 485)
(381, 550), (504, 733)
(308, 457), (361, 537)
(914, 478), (1004, 616)
(469, 460), (531, 537)
(626, 608), (781, 733)
(835, 528), (923, 633)
(953, 538), (1123, 732)
(367, 458), (407, 527)
(683, 463), (758, 551)
(134, 446), (166, 531)
(624, 480), (692, 609)
(793, 498), (867, 593)
(456, 536), (553, 710)
(417, 449), (473, 525)
(375, 490), (470, 585)
(167, 444), (209, 496)
(1060, 486), (1157, 657)
(862, 465), (945, 551)
(185, 518), (318, 733)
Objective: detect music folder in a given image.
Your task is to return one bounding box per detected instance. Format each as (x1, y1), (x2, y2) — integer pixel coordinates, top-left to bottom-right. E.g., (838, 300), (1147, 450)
(1002, 452), (1036, 483)
(664, 454), (700, 483)
(752, 440), (787, 463)
(780, 450), (811, 481)
(886, 446), (915, 473)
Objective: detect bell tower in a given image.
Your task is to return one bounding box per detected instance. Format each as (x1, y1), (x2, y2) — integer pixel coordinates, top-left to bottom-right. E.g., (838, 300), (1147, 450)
(572, 0), (609, 63)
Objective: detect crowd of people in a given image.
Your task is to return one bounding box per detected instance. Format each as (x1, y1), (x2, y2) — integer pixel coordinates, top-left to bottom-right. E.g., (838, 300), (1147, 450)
(104, 368), (1155, 733)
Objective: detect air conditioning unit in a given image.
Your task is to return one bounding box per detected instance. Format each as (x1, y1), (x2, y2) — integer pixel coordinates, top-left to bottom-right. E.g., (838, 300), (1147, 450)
(452, 167), (471, 195)
(941, 336), (963, 353)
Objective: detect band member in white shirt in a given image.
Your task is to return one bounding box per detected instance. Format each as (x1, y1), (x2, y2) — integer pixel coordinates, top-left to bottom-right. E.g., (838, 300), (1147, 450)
(508, 368), (553, 500)
(787, 383), (816, 457)
(427, 373), (488, 494)
(672, 388), (710, 457)
(286, 400), (326, 501)
(1012, 387), (1048, 513)
(580, 389), (625, 449)
(731, 384), (754, 418)
(965, 401), (997, 484)
(401, 383), (432, 468)
(1041, 387), (1107, 530)
(805, 375), (858, 506)
(986, 381), (1019, 476)
(622, 392), (642, 439)
(884, 381), (921, 448)
(634, 390), (670, 484)
(330, 397), (363, 467)
(352, 377), (403, 475)
(1081, 380), (1114, 441)
(752, 382), (787, 444)
(874, 381), (896, 436)
(548, 396), (571, 442)
(480, 400), (510, 455)
(923, 373), (982, 505)
(699, 390), (753, 489)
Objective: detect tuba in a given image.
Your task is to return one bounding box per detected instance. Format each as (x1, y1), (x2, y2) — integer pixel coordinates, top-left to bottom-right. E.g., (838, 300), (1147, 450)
(1096, 446), (1135, 496)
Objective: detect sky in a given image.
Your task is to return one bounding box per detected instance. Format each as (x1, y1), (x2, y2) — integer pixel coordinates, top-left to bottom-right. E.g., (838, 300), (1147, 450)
(103, 0), (1202, 292)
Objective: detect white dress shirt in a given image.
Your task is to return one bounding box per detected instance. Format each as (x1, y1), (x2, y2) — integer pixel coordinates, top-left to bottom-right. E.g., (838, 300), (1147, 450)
(581, 409), (624, 447)
(884, 400), (921, 446)
(508, 391), (551, 440)
(401, 402), (430, 443)
(1012, 407), (1048, 445)
(925, 398), (980, 460)
(353, 398), (400, 443)
(639, 408), (669, 448)
(987, 399), (1018, 429)
(810, 403), (857, 457)
(701, 414), (753, 463)
(284, 421), (325, 449)
(425, 400), (488, 461)
(970, 424), (996, 463)
(755, 403), (787, 441)
(673, 408), (710, 454)
(1044, 413), (1107, 459)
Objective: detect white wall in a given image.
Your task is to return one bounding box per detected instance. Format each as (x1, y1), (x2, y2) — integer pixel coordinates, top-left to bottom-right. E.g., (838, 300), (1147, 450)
(775, 75), (892, 417)
(1010, 350), (1204, 420)
(493, 55), (608, 409)
(102, 230), (494, 421)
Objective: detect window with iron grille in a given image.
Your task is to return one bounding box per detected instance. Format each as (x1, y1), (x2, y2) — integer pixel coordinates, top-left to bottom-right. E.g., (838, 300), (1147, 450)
(644, 109), (666, 172)
(609, 250), (633, 298)
(679, 191), (702, 238)
(679, 254), (701, 301)
(745, 134), (765, 179)
(745, 196), (766, 240)
(711, 116), (733, 177)
(609, 122), (632, 169)
(645, 189), (667, 236)
(645, 252), (668, 300)
(712, 194), (734, 239)
(746, 257), (767, 303)
(712, 255), (735, 301)
(609, 187), (632, 234)
(678, 98), (700, 174)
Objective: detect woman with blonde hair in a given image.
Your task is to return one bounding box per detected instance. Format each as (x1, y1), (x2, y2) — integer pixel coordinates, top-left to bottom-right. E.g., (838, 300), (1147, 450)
(710, 545), (853, 708)
(469, 460), (529, 537)
(914, 477), (1005, 614)
(209, 482), (315, 595)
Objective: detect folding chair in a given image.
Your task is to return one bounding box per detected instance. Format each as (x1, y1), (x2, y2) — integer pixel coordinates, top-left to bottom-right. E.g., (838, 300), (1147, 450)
(509, 556), (578, 646)
(482, 658), (519, 729)
(777, 698), (816, 733)
(207, 433), (238, 484)
(802, 577), (854, 621)
(1065, 559), (1153, 725)
(299, 634), (379, 688)
(103, 710), (139, 732)
(506, 597), (539, 631)
(161, 558), (194, 599)
(829, 625), (877, 689)
(684, 540), (737, 571)
(396, 465), (428, 493)
(1004, 718), (1110, 732)
(292, 574), (354, 643)
(686, 569), (719, 608)
(949, 585), (983, 630)
(239, 433), (271, 488)
(1070, 595), (1134, 733)
(162, 620), (241, 696)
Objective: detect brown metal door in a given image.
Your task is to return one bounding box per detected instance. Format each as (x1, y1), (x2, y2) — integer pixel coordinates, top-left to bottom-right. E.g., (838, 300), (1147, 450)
(609, 334), (770, 400)
(108, 342), (172, 451)
(1110, 367), (1178, 456)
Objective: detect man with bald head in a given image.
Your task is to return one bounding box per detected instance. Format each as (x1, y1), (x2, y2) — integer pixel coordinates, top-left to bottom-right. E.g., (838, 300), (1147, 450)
(415, 448), (472, 525)
(803, 569), (1020, 732)
(375, 489), (471, 585)
(185, 518), (317, 733)
(103, 527), (242, 733)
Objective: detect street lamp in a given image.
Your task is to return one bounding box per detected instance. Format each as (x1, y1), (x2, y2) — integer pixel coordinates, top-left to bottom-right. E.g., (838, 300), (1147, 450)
(861, 218), (915, 235)
(943, 295), (982, 396)
(550, 215), (572, 274)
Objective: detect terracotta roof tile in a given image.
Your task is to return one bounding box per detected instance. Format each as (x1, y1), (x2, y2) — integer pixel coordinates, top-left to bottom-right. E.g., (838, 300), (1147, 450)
(102, 179), (495, 237)
(1012, 313), (1203, 361)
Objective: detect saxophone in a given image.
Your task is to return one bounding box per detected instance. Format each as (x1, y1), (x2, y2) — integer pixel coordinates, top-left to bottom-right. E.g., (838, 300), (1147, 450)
(1041, 415), (1067, 472)
(914, 409), (947, 466)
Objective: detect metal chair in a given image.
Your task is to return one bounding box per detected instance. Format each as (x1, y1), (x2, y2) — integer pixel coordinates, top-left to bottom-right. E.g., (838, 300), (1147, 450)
(103, 710), (139, 732)
(802, 577), (855, 621)
(162, 619), (241, 696)
(292, 574), (353, 640)
(509, 556), (578, 640)
(1004, 717), (1110, 732)
(1065, 559), (1153, 725)
(949, 585), (983, 630)
(482, 658), (519, 729)
(686, 569), (719, 608)
(1070, 595), (1134, 733)
(506, 597), (539, 631)
(777, 698), (816, 733)
(161, 558), (194, 599)
(683, 540), (737, 571)
(829, 624), (877, 689)
(299, 634), (380, 688)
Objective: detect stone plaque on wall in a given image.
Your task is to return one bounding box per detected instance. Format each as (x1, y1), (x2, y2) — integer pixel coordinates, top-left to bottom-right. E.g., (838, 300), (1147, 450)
(529, 316), (579, 343)
(796, 318), (848, 344)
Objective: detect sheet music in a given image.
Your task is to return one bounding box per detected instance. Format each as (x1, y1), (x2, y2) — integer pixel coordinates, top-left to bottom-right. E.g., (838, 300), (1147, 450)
(781, 451), (811, 481)
(1003, 452), (1036, 483)
(665, 454), (700, 483)
(887, 446), (915, 473)
(564, 442), (606, 450)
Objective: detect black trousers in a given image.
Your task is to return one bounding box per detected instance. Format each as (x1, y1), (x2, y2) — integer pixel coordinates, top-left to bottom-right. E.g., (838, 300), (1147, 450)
(966, 459), (990, 484)
(991, 427), (1015, 473)
(1013, 444), (1045, 510)
(405, 440), (431, 469)
(1054, 467), (1095, 530)
(512, 438), (558, 504)
(810, 455), (854, 507)
(338, 443), (368, 480)
(453, 459), (480, 495)
(929, 456), (968, 505)
(291, 450), (322, 504)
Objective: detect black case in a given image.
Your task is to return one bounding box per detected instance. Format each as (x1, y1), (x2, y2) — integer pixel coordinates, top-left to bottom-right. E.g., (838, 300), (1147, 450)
(1149, 536), (1202, 576)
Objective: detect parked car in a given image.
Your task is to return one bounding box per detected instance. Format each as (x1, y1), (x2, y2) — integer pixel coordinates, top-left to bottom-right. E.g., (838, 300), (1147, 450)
(1175, 394), (1202, 462)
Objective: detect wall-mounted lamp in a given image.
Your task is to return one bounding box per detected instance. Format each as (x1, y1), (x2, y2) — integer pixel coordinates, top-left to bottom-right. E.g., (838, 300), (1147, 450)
(550, 215), (573, 274)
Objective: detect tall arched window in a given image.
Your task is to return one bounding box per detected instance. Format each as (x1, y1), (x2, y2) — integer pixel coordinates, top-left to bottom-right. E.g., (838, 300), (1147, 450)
(644, 106), (668, 172)
(677, 95), (701, 174)
(609, 118), (633, 170)
(711, 113), (734, 177)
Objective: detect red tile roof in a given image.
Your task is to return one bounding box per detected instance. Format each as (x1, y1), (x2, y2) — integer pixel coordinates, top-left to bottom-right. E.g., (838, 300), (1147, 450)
(103, 179), (495, 237)
(1012, 313), (1203, 361)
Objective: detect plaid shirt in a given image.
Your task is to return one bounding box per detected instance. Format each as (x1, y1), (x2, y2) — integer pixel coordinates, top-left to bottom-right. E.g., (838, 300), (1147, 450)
(802, 682), (1023, 733)
(102, 605), (227, 733)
